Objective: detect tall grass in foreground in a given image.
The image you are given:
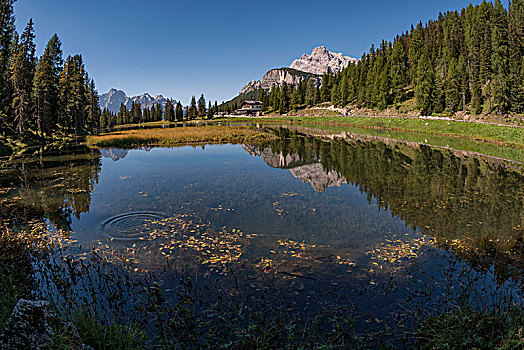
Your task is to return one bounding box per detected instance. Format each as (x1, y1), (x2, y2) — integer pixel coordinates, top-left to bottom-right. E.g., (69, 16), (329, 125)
(86, 126), (277, 148)
(1, 219), (523, 348)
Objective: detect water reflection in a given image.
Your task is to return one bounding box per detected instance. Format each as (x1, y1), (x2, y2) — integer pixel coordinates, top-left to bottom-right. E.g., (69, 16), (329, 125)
(2, 127), (524, 345)
(1, 128), (523, 284)
(250, 129), (524, 281)
(0, 145), (101, 232)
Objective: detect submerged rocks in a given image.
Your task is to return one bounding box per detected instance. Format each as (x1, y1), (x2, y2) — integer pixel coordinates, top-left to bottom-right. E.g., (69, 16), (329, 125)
(0, 299), (91, 350)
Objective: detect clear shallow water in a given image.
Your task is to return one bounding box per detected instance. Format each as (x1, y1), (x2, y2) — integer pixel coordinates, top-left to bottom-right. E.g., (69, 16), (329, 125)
(1, 128), (523, 338)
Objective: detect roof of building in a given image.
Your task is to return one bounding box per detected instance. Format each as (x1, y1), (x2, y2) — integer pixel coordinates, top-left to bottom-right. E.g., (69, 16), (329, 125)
(242, 100), (263, 105)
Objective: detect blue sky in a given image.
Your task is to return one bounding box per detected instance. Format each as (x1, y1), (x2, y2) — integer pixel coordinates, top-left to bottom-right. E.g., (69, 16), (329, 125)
(15, 0), (484, 104)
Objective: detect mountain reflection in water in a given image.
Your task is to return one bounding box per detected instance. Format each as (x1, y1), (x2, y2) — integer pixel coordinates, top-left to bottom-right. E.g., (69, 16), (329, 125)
(1, 128), (523, 343)
(1, 128), (522, 283)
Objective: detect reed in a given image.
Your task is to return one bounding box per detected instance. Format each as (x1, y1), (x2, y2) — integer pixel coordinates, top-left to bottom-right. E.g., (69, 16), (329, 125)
(86, 126), (277, 148)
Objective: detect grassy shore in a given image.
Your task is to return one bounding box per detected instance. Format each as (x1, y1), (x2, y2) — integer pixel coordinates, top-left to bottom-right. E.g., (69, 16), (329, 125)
(220, 116), (524, 149)
(86, 125), (277, 148)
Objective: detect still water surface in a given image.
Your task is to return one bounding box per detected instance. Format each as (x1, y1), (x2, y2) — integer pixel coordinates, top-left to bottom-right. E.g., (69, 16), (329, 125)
(1, 127), (523, 337)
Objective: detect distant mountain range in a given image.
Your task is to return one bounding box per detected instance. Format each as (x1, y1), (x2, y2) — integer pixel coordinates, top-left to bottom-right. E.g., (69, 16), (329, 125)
(240, 46), (357, 95)
(99, 88), (169, 114)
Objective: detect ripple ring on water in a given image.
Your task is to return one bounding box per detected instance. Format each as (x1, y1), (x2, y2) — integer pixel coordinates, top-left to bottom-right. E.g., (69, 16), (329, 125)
(100, 212), (168, 240)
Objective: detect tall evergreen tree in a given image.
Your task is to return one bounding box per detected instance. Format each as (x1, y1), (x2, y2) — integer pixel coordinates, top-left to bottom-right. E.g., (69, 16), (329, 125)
(489, 0), (510, 113)
(206, 101), (212, 118)
(11, 19), (36, 139)
(150, 104), (156, 122)
(155, 103), (163, 121)
(175, 101), (183, 121)
(33, 34), (62, 135)
(197, 94), (206, 117)
(0, 0), (15, 126)
(164, 98), (174, 122)
(86, 78), (99, 132)
(117, 102), (125, 125)
(415, 53), (435, 115)
(508, 0), (524, 112)
(58, 54), (87, 134)
(188, 96), (197, 119)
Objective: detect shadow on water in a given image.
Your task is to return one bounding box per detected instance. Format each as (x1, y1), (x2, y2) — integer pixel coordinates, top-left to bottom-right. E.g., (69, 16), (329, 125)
(0, 127), (523, 347)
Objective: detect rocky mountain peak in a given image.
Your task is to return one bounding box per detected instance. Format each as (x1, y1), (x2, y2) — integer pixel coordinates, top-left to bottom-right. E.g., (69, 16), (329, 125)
(238, 46), (356, 96)
(312, 46), (329, 56)
(289, 46), (357, 75)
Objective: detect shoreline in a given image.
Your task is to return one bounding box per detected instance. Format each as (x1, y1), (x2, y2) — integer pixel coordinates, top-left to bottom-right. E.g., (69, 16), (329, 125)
(218, 115), (524, 149)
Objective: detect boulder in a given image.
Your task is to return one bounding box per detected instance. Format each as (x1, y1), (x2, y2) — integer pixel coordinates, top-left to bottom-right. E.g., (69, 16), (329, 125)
(0, 299), (92, 350)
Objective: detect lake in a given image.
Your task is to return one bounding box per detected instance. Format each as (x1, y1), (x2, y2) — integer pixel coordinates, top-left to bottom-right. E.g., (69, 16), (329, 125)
(1, 126), (523, 346)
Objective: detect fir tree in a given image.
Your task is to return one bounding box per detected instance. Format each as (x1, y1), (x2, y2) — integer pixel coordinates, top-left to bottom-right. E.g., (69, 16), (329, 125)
(86, 78), (99, 132)
(175, 101), (183, 121)
(164, 98), (174, 122)
(415, 53), (435, 115)
(150, 104), (156, 122)
(188, 96), (197, 119)
(508, 0), (524, 112)
(207, 101), (212, 118)
(33, 34), (62, 136)
(58, 55), (87, 134)
(197, 94), (206, 117)
(155, 103), (163, 121)
(11, 19), (36, 139)
(0, 0), (15, 125)
(117, 102), (125, 125)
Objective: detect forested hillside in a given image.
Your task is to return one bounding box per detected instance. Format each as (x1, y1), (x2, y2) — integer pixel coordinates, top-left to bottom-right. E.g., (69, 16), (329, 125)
(225, 0), (524, 118)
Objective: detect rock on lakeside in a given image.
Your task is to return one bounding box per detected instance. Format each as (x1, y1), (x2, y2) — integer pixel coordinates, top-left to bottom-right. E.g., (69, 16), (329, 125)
(0, 299), (92, 349)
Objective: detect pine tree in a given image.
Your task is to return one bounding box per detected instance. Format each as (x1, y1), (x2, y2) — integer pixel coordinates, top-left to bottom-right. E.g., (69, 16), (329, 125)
(0, 0), (15, 126)
(155, 103), (163, 121)
(489, 0), (510, 113)
(303, 80), (314, 106)
(86, 78), (99, 132)
(415, 53), (435, 115)
(291, 86), (301, 109)
(150, 104), (156, 122)
(33, 34), (62, 136)
(390, 38), (409, 103)
(320, 74), (331, 102)
(508, 0), (524, 112)
(207, 101), (212, 118)
(188, 96), (197, 119)
(197, 94), (206, 117)
(164, 98), (174, 122)
(175, 101), (183, 121)
(99, 108), (107, 129)
(279, 83), (290, 113)
(445, 58), (461, 113)
(59, 55), (88, 134)
(11, 19), (36, 139)
(117, 102), (125, 125)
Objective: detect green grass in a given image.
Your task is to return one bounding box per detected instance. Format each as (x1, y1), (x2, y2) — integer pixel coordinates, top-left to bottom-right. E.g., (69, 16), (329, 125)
(416, 307), (524, 350)
(264, 122), (524, 163)
(221, 116), (524, 148)
(71, 311), (147, 350)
